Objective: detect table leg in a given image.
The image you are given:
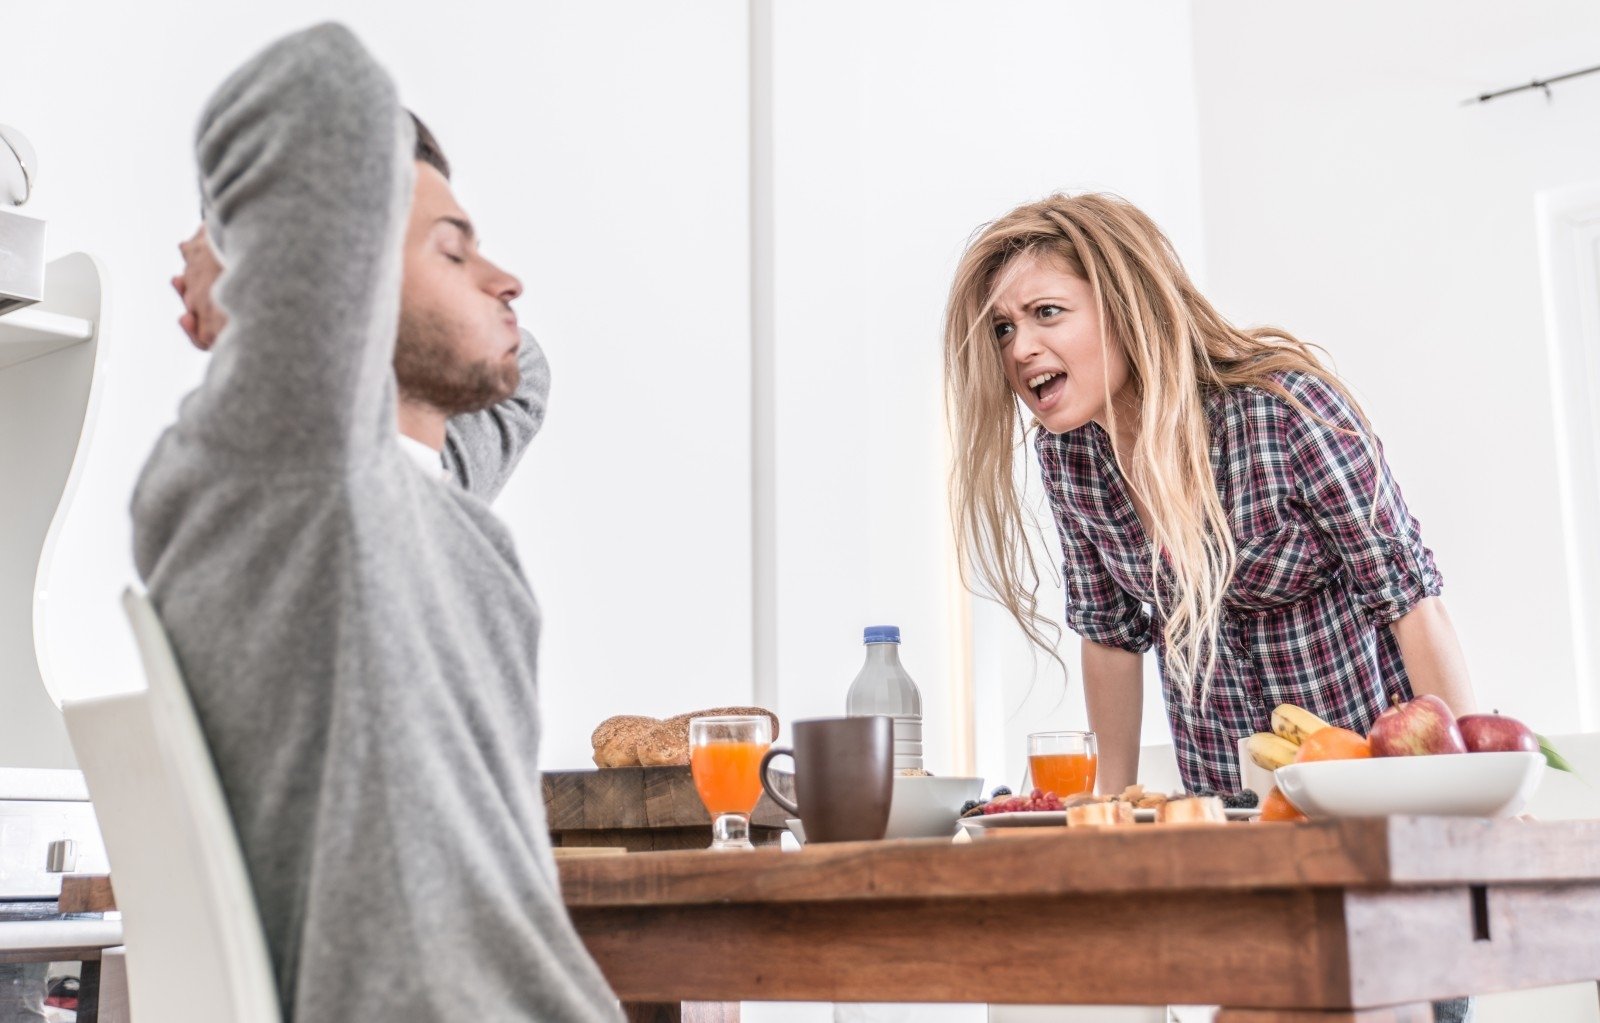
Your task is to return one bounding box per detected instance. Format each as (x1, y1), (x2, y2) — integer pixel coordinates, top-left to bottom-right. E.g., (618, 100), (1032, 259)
(77, 959), (101, 1023)
(1215, 1007), (1432, 1023)
(622, 1002), (739, 1023)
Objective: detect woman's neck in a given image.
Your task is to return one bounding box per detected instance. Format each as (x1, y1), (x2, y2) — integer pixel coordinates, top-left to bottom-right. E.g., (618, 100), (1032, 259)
(1098, 399), (1154, 544)
(1096, 391), (1142, 460)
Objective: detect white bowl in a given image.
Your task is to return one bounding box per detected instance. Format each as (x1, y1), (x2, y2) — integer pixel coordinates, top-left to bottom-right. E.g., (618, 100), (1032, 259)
(885, 775), (984, 839)
(1275, 751), (1544, 819)
(785, 776), (984, 845)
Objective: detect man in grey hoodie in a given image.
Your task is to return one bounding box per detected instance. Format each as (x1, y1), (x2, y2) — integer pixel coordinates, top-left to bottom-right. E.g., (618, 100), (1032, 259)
(131, 23), (623, 1023)
(168, 113), (543, 493)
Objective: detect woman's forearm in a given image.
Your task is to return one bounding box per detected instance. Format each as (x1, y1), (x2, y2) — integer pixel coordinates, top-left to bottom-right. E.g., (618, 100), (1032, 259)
(1081, 639), (1145, 795)
(1390, 596), (1476, 716)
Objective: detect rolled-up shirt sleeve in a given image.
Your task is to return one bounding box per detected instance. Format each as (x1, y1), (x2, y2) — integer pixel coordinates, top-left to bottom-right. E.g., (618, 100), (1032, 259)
(1057, 506), (1155, 652)
(1037, 433), (1154, 653)
(1283, 373), (1442, 626)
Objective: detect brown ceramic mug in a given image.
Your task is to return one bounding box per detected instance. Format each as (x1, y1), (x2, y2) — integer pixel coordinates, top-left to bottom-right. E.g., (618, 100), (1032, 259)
(759, 715), (893, 843)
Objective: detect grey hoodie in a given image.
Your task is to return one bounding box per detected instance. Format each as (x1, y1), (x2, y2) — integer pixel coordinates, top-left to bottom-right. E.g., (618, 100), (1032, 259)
(131, 22), (622, 1023)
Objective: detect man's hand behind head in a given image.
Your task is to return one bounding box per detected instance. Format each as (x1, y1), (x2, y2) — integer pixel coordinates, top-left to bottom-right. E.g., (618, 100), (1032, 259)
(173, 225), (228, 351)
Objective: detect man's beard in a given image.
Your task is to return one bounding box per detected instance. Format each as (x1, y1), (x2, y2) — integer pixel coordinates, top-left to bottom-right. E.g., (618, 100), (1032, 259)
(395, 307), (518, 415)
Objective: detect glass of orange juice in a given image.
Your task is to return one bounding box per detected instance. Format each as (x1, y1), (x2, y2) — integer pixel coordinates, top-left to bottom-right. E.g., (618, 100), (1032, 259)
(689, 715), (773, 850)
(1026, 730), (1098, 798)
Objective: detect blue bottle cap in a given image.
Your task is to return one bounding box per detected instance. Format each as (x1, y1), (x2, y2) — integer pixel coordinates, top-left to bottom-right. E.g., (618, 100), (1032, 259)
(863, 625), (901, 644)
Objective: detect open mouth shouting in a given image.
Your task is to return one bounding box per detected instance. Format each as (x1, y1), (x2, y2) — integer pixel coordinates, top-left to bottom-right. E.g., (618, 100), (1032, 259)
(1025, 369), (1069, 411)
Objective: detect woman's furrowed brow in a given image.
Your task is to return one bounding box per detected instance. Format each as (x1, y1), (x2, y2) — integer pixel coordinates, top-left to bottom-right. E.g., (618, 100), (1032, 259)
(993, 296), (1065, 319)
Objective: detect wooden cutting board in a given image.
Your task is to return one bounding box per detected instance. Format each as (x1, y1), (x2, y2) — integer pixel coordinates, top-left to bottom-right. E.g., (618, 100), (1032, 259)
(553, 847), (628, 860)
(542, 765), (795, 852)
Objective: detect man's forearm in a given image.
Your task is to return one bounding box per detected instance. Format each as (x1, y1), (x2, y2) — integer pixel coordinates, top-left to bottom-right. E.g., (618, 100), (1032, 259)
(442, 329), (550, 499)
(186, 23), (411, 467)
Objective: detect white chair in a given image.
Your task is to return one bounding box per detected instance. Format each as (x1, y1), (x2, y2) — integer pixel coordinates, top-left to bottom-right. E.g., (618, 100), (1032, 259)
(60, 588), (282, 1023)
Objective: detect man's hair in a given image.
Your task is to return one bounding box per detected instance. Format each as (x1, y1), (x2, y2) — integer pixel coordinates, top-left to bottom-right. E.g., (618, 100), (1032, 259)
(409, 111), (451, 180)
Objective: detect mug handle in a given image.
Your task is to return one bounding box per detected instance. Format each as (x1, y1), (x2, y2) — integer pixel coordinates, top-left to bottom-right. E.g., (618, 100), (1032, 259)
(759, 746), (800, 817)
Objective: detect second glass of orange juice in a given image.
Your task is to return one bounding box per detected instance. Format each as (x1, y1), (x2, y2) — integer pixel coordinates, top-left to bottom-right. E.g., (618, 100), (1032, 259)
(1027, 730), (1098, 798)
(689, 715), (773, 850)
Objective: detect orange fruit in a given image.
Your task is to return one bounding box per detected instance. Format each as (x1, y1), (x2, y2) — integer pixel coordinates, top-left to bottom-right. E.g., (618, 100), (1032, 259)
(1259, 785), (1308, 823)
(1294, 725), (1372, 763)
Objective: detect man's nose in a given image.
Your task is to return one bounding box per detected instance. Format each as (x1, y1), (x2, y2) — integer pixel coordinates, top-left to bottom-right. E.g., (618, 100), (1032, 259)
(486, 261), (523, 304)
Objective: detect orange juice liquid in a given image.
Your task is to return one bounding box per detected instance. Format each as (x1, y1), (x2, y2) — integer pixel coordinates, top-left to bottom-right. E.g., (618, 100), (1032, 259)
(691, 741), (771, 815)
(1029, 752), (1098, 797)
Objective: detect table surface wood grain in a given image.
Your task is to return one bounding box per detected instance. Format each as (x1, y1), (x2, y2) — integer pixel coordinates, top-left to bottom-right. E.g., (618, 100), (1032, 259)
(68, 817), (1600, 1018)
(559, 816), (1600, 1016)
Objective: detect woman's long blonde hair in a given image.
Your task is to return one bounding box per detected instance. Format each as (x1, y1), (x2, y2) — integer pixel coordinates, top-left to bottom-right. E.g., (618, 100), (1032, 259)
(943, 193), (1373, 706)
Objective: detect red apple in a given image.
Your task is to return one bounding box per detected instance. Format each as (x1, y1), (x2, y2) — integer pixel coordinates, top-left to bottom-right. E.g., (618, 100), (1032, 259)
(1457, 711), (1539, 754)
(1367, 695), (1468, 757)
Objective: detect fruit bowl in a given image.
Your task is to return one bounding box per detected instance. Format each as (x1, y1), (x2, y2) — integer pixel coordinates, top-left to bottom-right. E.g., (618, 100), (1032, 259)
(1275, 751), (1544, 819)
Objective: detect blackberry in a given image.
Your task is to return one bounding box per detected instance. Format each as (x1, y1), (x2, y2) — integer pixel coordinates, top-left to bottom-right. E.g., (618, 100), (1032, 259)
(990, 785), (1013, 798)
(1192, 787), (1217, 798)
(1234, 789), (1259, 809)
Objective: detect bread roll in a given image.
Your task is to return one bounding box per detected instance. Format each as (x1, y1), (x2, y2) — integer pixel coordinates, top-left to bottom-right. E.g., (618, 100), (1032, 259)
(590, 715), (658, 768)
(663, 706), (780, 740)
(1157, 795), (1227, 824)
(591, 707), (781, 768)
(1065, 800), (1135, 826)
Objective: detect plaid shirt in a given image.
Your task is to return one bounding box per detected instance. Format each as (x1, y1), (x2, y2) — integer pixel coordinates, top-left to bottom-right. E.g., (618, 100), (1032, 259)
(1037, 371), (1442, 793)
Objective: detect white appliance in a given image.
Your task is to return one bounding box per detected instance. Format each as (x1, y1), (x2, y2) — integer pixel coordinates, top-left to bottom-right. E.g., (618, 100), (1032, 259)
(0, 768), (110, 901)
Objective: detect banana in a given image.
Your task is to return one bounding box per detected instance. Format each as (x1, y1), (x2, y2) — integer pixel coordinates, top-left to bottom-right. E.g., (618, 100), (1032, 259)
(1271, 703), (1332, 746)
(1246, 731), (1300, 771)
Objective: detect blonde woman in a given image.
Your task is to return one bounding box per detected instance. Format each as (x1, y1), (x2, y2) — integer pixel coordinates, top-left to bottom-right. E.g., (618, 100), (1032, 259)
(944, 193), (1477, 801)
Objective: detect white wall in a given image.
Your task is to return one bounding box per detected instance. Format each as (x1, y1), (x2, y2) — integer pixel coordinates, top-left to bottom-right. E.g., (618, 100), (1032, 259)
(5, 0), (1206, 785)
(14, 0), (1586, 788)
(761, 0), (1204, 791)
(3, 0), (752, 770)
(1191, 0), (1600, 735)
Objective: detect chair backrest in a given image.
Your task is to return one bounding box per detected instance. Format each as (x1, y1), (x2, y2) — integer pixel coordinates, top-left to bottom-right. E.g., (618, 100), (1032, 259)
(60, 587), (282, 1023)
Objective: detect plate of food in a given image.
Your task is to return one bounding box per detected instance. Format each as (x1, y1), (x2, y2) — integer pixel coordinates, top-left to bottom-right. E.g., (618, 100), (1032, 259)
(956, 785), (1260, 835)
(957, 809), (1069, 832)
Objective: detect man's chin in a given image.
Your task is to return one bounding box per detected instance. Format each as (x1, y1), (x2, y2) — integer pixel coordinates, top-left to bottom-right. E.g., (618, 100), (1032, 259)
(466, 365), (519, 413)
(496, 362), (521, 401)
(399, 361), (519, 416)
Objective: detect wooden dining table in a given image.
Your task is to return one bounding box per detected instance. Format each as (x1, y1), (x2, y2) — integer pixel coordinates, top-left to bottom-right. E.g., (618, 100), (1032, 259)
(558, 815), (1600, 1023)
